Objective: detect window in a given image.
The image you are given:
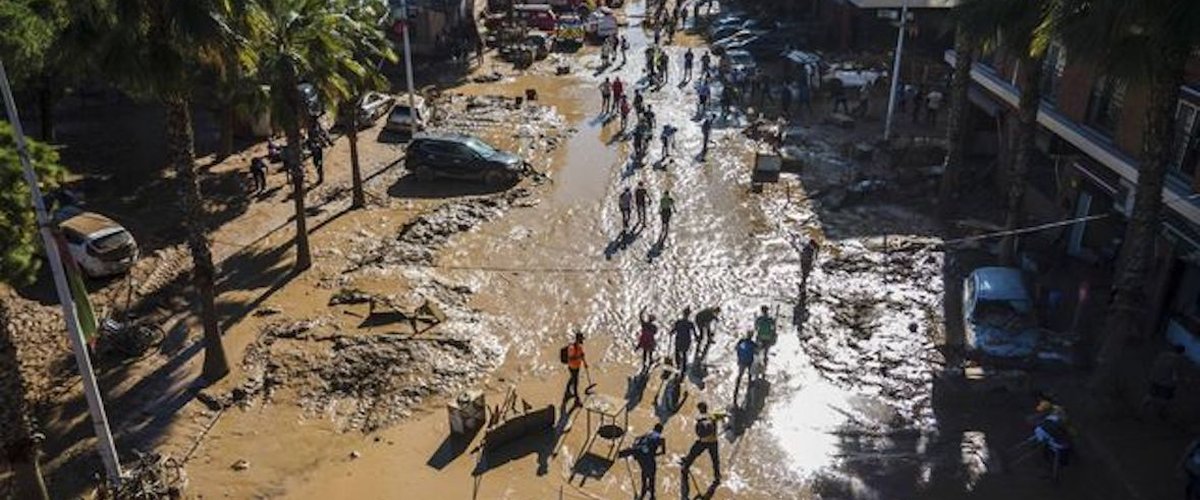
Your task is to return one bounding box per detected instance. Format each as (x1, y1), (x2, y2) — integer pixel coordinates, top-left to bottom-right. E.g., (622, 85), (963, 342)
(1171, 100), (1200, 180)
(1085, 75), (1126, 137)
(1040, 42), (1066, 105)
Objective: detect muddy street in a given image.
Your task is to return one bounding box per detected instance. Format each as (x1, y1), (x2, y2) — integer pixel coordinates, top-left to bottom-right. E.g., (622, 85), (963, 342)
(170, 2), (1049, 499)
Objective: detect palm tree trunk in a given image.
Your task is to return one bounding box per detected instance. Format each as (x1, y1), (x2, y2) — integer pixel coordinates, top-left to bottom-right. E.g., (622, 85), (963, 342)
(218, 102), (235, 159)
(940, 26), (975, 212)
(1089, 49), (1189, 402)
(282, 81), (312, 271)
(999, 55), (1044, 265)
(163, 96), (230, 381)
(0, 297), (50, 500)
(348, 107), (365, 209)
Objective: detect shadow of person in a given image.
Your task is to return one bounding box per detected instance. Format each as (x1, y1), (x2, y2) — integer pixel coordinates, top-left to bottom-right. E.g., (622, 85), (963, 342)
(792, 289), (809, 331)
(654, 372), (688, 422)
(729, 378), (772, 437)
(646, 238), (665, 262)
(625, 371), (650, 411)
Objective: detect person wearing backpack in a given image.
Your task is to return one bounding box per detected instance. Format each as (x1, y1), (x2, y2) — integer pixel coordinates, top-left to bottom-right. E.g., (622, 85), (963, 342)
(1180, 438), (1200, 500)
(620, 423), (666, 499)
(680, 402), (721, 484)
(561, 332), (588, 406)
(637, 308), (659, 372)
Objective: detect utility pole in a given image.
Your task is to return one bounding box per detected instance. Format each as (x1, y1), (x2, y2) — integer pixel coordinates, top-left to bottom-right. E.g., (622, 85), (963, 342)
(0, 60), (123, 487)
(883, 0), (910, 141)
(400, 0), (417, 127)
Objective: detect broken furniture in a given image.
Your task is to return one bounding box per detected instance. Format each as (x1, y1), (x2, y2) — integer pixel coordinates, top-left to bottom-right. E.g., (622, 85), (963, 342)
(448, 390), (487, 436)
(751, 153), (782, 193)
(480, 388), (554, 454)
(571, 394), (628, 484)
(367, 296), (447, 333)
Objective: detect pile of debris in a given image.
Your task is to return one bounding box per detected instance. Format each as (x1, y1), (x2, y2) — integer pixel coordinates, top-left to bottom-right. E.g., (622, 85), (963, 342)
(347, 187), (533, 271)
(239, 319), (502, 432)
(94, 450), (187, 500)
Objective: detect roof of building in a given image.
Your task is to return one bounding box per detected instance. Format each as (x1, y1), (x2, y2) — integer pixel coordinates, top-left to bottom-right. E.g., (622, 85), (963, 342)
(847, 0), (958, 8)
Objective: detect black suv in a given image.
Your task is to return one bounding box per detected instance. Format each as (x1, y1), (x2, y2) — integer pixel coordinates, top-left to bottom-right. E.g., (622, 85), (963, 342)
(405, 133), (525, 185)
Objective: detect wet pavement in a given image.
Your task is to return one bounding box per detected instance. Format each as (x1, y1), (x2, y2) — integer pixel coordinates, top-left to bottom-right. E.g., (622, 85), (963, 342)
(168, 2), (1115, 499)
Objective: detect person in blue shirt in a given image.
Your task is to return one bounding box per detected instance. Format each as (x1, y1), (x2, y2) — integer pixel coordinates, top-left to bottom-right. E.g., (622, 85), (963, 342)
(733, 332), (757, 406)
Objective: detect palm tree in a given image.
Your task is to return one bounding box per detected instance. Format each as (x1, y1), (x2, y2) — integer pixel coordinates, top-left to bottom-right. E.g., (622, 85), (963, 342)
(953, 0), (1059, 264)
(340, 0), (398, 209)
(1058, 0), (1200, 401)
(939, 25), (976, 210)
(0, 122), (67, 500)
(87, 0), (240, 381)
(249, 0), (367, 270)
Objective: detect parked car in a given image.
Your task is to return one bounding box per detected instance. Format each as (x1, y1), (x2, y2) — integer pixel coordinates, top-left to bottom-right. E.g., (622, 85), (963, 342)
(339, 91), (394, 129)
(710, 30), (766, 55)
(514, 4), (558, 31)
(962, 267), (1076, 366)
(719, 49), (757, 78)
(55, 207), (139, 278)
(584, 8), (618, 40)
(405, 133), (525, 185)
(383, 95), (428, 136)
(721, 32), (793, 58)
(706, 13), (746, 36)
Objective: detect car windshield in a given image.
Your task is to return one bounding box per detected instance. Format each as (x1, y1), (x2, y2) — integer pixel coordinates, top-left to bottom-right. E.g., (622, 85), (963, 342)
(972, 300), (1035, 330)
(463, 138), (498, 157)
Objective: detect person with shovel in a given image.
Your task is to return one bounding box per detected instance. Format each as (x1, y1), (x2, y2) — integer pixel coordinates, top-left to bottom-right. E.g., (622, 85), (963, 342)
(621, 423), (666, 499)
(562, 332), (589, 407)
(681, 402), (722, 486)
(670, 308), (696, 376)
(732, 331), (757, 407)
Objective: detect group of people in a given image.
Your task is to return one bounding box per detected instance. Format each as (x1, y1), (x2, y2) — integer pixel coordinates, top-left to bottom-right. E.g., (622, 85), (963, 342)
(248, 126), (329, 196)
(616, 183), (674, 237)
(559, 301), (781, 498)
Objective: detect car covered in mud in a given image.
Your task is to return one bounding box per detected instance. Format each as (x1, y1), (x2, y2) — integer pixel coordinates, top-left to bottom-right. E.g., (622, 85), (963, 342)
(962, 267), (1076, 366)
(55, 207), (139, 278)
(405, 133), (525, 185)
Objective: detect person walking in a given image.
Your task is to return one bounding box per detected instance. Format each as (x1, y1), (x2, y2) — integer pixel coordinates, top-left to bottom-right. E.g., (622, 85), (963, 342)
(659, 190), (675, 239)
(660, 124), (677, 159)
(634, 181), (649, 227)
(562, 332), (588, 407)
(732, 331), (757, 406)
(700, 115), (713, 156)
(644, 105), (657, 133)
(658, 52), (670, 85)
(700, 51), (711, 80)
(911, 85), (925, 124)
(754, 305), (777, 362)
(855, 83), (871, 117)
(250, 156), (268, 194)
(634, 89), (645, 114)
(670, 308), (696, 375)
(680, 402), (722, 484)
(613, 77), (625, 106)
(600, 78), (613, 113)
(621, 35), (629, 63)
(619, 186), (634, 233)
(637, 308), (659, 372)
(307, 136), (325, 185)
(1142, 344), (1186, 420)
(695, 306), (720, 353)
(683, 48), (694, 81)
(697, 80), (711, 114)
(800, 237), (821, 288)
(830, 81), (850, 114)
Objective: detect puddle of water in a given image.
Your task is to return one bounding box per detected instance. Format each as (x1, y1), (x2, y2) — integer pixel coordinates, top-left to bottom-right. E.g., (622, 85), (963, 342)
(552, 101), (621, 204)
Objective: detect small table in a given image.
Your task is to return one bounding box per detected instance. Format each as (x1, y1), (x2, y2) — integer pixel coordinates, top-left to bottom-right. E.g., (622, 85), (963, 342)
(583, 394), (628, 439)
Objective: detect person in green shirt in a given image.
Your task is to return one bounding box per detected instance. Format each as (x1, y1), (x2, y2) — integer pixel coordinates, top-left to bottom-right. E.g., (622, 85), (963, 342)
(754, 305), (777, 362)
(659, 191), (675, 237)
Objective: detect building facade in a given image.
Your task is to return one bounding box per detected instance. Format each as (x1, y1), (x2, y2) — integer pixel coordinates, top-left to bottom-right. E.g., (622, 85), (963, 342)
(948, 45), (1200, 361)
